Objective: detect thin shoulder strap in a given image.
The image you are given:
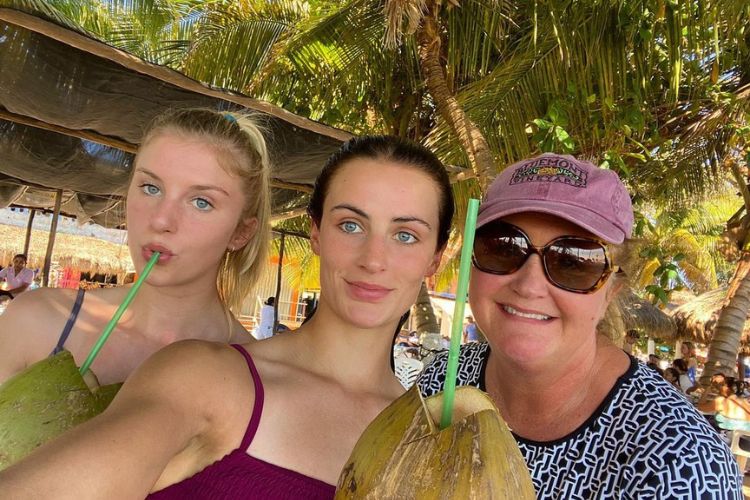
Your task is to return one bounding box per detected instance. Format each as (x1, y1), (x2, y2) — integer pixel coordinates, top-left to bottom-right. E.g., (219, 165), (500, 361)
(50, 288), (86, 356)
(230, 344), (265, 450)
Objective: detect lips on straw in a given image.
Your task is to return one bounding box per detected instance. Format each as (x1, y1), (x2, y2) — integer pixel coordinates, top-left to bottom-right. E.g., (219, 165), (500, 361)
(79, 251), (161, 375)
(440, 199), (479, 430)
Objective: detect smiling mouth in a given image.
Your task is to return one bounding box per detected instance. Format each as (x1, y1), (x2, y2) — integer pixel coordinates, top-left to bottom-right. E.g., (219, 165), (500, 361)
(502, 304), (552, 321)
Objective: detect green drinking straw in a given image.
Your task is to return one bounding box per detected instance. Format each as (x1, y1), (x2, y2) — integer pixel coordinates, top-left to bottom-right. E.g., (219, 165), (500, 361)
(79, 251), (160, 375)
(440, 198), (480, 430)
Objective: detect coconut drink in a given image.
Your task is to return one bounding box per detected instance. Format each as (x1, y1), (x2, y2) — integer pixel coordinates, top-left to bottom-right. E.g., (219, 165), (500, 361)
(0, 252), (159, 470)
(336, 384), (535, 499)
(337, 200), (534, 498)
(0, 351), (120, 470)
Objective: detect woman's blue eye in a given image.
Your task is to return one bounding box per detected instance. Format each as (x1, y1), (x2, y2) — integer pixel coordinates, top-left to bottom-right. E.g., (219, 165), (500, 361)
(192, 198), (213, 211)
(340, 221), (362, 233)
(141, 184), (160, 196)
(396, 231), (417, 244)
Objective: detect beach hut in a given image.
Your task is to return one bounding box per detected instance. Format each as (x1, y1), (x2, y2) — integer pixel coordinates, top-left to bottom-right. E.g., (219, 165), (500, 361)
(0, 224), (131, 282)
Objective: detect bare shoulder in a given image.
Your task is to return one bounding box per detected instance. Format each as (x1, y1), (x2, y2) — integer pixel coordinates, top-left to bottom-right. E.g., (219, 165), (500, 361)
(125, 340), (252, 387)
(115, 340), (256, 423)
(2, 286), (79, 318)
(236, 333), (314, 384)
(0, 287), (83, 381)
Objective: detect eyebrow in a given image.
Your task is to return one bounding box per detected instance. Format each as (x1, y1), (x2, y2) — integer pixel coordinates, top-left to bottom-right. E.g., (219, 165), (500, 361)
(330, 204), (433, 230)
(135, 168), (230, 197)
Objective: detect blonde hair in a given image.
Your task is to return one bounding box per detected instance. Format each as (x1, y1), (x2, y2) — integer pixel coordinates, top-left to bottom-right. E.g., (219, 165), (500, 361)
(138, 108), (271, 312)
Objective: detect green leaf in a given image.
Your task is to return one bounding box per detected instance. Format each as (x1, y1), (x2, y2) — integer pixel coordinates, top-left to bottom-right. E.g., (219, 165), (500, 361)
(547, 101), (569, 127)
(645, 285), (669, 306)
(554, 126), (575, 152)
(532, 118), (552, 130)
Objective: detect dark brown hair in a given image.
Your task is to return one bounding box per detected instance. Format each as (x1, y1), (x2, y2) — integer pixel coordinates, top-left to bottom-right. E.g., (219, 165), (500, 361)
(308, 136), (454, 250)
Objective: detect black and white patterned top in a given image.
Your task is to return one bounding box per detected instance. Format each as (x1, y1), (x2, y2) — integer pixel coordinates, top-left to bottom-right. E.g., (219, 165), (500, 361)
(418, 343), (743, 499)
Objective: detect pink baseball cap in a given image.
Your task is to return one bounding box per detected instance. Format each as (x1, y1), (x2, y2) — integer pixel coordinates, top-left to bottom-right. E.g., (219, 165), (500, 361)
(477, 153), (633, 243)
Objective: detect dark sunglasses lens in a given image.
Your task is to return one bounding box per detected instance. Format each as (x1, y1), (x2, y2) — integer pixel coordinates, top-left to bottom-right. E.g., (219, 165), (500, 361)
(474, 223), (529, 274)
(545, 239), (608, 291)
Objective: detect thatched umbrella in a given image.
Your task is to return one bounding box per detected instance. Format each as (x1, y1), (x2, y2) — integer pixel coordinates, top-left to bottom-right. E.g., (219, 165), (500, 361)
(0, 224), (132, 276)
(618, 291), (677, 340)
(599, 289), (677, 342)
(671, 288), (746, 344)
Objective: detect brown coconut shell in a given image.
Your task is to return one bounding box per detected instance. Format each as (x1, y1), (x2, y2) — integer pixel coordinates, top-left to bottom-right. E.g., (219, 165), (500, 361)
(336, 384), (535, 499)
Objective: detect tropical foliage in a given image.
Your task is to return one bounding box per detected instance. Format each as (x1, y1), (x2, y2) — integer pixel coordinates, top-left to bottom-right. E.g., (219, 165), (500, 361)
(5, 0), (750, 347)
(633, 190), (743, 305)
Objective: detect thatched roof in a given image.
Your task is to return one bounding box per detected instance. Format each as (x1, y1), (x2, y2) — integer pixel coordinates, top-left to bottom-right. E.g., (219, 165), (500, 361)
(670, 288), (745, 344)
(0, 7), (351, 227)
(619, 290), (677, 340)
(0, 224), (131, 275)
(598, 289), (676, 342)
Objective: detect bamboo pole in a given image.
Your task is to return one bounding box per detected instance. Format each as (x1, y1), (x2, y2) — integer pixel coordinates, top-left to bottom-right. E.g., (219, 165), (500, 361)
(273, 233), (286, 333)
(22, 209), (35, 256)
(42, 190), (63, 287)
(0, 108), (137, 153)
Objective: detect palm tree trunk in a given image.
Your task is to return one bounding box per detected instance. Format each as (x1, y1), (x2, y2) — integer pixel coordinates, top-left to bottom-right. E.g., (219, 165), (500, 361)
(412, 280), (439, 334)
(700, 155), (750, 387)
(699, 252), (750, 386)
(416, 2), (495, 189)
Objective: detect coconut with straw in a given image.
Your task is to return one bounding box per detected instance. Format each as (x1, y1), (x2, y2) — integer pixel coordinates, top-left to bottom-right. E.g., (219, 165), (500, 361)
(0, 252), (159, 470)
(336, 200), (535, 499)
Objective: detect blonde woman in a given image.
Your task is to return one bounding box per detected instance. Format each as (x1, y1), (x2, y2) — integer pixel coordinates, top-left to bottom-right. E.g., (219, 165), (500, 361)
(0, 108), (271, 385)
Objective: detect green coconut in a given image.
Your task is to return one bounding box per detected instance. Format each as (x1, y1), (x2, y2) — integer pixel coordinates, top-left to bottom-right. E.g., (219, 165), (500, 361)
(336, 384), (535, 499)
(0, 350), (121, 470)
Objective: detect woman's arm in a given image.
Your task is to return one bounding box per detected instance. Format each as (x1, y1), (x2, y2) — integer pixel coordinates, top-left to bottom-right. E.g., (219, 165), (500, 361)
(0, 340), (249, 499)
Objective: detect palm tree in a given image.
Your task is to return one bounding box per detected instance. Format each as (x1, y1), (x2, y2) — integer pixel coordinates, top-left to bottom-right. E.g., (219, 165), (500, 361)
(632, 190), (742, 305)
(381, 0), (499, 188)
(700, 150), (750, 384)
(11, 0), (750, 346)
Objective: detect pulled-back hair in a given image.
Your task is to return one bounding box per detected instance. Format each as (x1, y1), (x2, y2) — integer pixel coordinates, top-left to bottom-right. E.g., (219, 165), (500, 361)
(138, 108), (271, 312)
(308, 136), (454, 250)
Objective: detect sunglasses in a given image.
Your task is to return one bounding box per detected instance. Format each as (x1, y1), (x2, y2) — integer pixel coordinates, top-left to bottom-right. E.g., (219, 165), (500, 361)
(472, 220), (619, 294)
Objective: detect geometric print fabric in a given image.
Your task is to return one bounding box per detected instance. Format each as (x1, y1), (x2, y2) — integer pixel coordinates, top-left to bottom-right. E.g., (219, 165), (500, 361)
(418, 343), (742, 499)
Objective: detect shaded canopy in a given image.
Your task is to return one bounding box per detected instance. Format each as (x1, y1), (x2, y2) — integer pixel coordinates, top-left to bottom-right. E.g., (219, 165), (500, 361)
(0, 7), (351, 227)
(670, 288), (746, 344)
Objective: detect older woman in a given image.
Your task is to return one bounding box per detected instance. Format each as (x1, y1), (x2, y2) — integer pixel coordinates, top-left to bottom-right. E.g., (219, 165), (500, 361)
(420, 153), (741, 498)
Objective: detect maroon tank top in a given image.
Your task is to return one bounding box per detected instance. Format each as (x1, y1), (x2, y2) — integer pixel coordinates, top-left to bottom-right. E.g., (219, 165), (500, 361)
(148, 344), (336, 499)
